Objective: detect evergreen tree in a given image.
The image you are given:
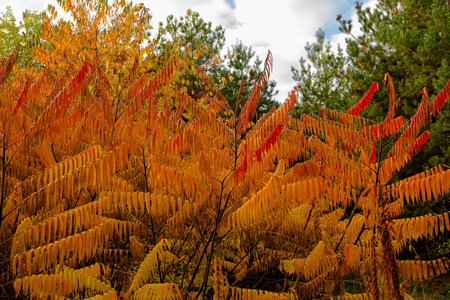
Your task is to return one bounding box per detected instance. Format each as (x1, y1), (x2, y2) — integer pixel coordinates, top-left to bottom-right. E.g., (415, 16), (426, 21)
(155, 12), (278, 117)
(291, 29), (350, 116)
(153, 10), (226, 101)
(294, 0), (450, 172)
(213, 40), (279, 117)
(341, 0), (450, 172)
(154, 9), (225, 67)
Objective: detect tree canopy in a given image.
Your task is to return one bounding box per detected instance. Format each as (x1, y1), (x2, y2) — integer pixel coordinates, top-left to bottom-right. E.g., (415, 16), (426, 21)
(291, 29), (349, 116)
(1, 1), (450, 299)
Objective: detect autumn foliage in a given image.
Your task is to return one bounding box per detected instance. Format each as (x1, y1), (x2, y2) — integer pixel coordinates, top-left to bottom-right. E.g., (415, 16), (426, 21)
(1, 1), (450, 299)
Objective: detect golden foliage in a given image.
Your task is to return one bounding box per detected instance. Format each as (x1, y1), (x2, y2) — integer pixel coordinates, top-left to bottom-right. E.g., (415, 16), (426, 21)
(128, 239), (177, 293)
(1, 1), (450, 299)
(134, 283), (182, 300)
(397, 258), (450, 282)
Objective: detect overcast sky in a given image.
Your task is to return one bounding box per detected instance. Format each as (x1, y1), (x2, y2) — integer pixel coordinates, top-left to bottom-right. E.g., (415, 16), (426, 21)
(2, 0), (377, 103)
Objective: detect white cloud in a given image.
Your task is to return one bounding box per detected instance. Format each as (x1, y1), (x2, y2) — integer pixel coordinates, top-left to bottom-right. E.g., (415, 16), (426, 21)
(1, 0), (377, 103)
(329, 0), (379, 52)
(2, 1), (48, 18)
(223, 0), (341, 100)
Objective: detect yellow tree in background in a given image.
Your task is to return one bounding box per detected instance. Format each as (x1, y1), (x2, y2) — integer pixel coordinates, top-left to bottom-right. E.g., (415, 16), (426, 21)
(35, 0), (152, 73)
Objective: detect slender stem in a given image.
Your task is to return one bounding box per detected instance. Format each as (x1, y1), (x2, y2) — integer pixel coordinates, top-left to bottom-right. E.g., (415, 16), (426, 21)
(180, 239), (201, 289)
(184, 232), (214, 299)
(229, 242), (258, 276)
(49, 143), (59, 163)
(141, 138), (157, 244)
(0, 138), (7, 230)
(370, 127), (385, 300)
(333, 185), (372, 252)
(352, 223), (366, 246)
(197, 181), (225, 300)
(303, 207), (313, 232)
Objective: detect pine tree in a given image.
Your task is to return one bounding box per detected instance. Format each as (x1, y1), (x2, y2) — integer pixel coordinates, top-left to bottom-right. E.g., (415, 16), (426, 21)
(155, 13), (278, 117)
(212, 40), (279, 117)
(294, 0), (450, 176)
(338, 0), (450, 171)
(154, 9), (225, 68)
(291, 29), (350, 116)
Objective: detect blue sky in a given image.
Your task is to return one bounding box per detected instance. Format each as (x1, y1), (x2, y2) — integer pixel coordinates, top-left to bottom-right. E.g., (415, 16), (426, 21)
(322, 0), (358, 37)
(225, 0), (365, 37)
(2, 0), (376, 103)
(224, 0), (357, 36)
(225, 0), (236, 9)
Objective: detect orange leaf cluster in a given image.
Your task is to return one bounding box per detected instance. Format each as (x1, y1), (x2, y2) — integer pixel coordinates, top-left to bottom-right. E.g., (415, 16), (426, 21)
(1, 2), (450, 299)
